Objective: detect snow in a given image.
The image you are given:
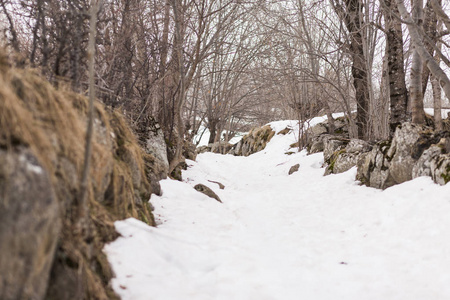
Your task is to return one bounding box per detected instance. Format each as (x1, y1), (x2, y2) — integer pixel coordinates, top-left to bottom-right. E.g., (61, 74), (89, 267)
(105, 118), (450, 300)
(424, 108), (450, 119)
(193, 125), (244, 147)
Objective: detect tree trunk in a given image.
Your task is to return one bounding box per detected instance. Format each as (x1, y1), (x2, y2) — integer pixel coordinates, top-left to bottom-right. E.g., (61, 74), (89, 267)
(383, 0), (409, 135)
(168, 0), (186, 175)
(396, 0), (450, 105)
(336, 0), (370, 139)
(420, 0), (440, 95)
(432, 34), (443, 131)
(432, 74), (442, 130)
(79, 0), (98, 223)
(410, 0), (425, 125)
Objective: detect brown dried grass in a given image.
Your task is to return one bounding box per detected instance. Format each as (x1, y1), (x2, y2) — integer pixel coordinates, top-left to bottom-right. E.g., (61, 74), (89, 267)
(0, 50), (155, 299)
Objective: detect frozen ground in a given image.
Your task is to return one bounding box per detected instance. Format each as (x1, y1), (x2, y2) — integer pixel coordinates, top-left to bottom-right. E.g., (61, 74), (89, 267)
(105, 119), (450, 300)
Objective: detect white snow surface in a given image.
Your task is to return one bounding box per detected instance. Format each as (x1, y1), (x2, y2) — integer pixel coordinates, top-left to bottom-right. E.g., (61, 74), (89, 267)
(105, 119), (450, 300)
(193, 126), (244, 146)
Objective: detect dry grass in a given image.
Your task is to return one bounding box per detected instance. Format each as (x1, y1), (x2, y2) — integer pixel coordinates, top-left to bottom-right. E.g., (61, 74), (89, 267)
(0, 50), (156, 299)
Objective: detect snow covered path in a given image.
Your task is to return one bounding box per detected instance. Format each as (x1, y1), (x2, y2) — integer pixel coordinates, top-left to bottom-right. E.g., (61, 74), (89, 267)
(105, 121), (450, 300)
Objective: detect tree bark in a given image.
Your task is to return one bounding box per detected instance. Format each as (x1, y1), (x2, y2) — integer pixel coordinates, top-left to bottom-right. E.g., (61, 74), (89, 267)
(382, 0), (409, 135)
(332, 0), (370, 139)
(396, 0), (450, 104)
(409, 0), (425, 125)
(420, 0), (439, 95)
(432, 33), (443, 131)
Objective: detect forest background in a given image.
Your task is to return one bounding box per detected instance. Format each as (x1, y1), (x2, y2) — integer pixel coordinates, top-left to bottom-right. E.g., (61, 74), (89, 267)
(1, 0), (450, 172)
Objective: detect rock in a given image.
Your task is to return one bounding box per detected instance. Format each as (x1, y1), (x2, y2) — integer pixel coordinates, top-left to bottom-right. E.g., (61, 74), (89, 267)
(412, 145), (442, 178)
(413, 143), (450, 185)
(230, 125), (275, 156)
(325, 150), (356, 175)
(183, 140), (197, 161)
(355, 123), (449, 189)
(0, 59), (162, 299)
(346, 139), (372, 153)
(288, 164), (300, 175)
(278, 126), (292, 135)
(308, 123), (328, 136)
(432, 155), (450, 185)
(325, 138), (373, 175)
(0, 149), (60, 300)
(307, 134), (326, 154)
(386, 123), (422, 185)
(170, 160), (187, 181)
(323, 135), (348, 162)
(194, 184), (222, 203)
(195, 142), (233, 155)
(196, 145), (210, 154)
(210, 142), (234, 154)
(145, 121), (169, 180)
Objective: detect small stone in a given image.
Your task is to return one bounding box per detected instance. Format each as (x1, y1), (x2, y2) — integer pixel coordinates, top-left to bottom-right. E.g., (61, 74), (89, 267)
(288, 164), (300, 175)
(194, 184), (222, 203)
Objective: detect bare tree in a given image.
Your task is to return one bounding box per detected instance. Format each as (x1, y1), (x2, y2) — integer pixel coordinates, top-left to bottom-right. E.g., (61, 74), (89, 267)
(396, 0), (450, 102)
(332, 0), (371, 139)
(382, 0), (409, 134)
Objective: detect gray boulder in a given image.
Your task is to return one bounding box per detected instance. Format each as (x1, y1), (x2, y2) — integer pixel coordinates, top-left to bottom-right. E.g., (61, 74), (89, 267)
(325, 139), (373, 175)
(356, 141), (394, 188)
(230, 125), (275, 156)
(356, 123), (450, 188)
(307, 134), (326, 154)
(0, 149), (61, 300)
(308, 123), (328, 136)
(386, 123), (423, 185)
(323, 135), (348, 162)
(145, 121), (169, 180)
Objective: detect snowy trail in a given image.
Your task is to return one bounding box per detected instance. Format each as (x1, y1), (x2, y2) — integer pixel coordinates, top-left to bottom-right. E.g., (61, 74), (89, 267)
(105, 121), (450, 300)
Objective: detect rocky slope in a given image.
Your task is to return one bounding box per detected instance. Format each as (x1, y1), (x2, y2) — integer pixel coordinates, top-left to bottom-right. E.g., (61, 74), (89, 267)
(308, 121), (450, 188)
(0, 53), (167, 299)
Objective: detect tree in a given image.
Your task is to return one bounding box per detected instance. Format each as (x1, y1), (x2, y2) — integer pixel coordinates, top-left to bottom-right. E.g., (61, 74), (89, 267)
(396, 0), (450, 103)
(382, 0), (409, 134)
(332, 0), (371, 139)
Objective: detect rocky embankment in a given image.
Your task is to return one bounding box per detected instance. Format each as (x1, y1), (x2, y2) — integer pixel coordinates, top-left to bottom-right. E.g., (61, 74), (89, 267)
(308, 121), (450, 188)
(199, 115), (450, 188)
(0, 55), (168, 299)
(196, 125), (276, 157)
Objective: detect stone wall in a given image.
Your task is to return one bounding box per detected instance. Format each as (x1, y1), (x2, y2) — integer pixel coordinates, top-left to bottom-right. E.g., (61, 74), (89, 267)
(309, 122), (450, 189)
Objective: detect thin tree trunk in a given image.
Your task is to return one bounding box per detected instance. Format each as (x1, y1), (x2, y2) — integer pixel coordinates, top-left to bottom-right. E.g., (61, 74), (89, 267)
(432, 74), (442, 130)
(79, 0), (98, 222)
(168, 0), (186, 175)
(420, 0), (439, 95)
(410, 0), (425, 125)
(432, 32), (443, 131)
